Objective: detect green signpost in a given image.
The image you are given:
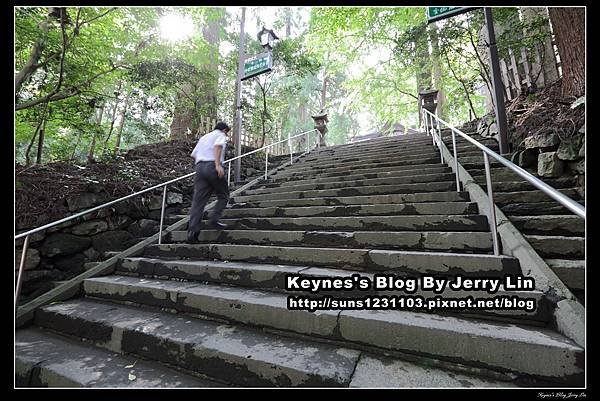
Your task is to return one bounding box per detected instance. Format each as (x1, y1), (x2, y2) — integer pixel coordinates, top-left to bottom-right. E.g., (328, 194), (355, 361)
(427, 7), (476, 23)
(242, 52), (272, 81)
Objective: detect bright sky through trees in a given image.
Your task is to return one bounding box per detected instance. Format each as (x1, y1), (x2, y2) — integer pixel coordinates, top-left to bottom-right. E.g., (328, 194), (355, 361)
(159, 13), (195, 42)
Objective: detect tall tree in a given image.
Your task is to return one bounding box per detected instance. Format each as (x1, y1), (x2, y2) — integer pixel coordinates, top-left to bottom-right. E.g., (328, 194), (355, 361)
(428, 23), (446, 119)
(548, 7), (585, 98)
(520, 7), (559, 86)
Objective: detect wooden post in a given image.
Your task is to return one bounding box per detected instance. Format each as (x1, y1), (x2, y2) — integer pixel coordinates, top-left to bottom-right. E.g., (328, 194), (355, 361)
(508, 48), (521, 93)
(520, 48), (532, 88)
(532, 45), (545, 87)
(500, 59), (512, 101)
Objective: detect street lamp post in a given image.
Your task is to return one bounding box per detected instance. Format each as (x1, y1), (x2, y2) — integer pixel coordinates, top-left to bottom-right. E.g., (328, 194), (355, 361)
(233, 22), (279, 183)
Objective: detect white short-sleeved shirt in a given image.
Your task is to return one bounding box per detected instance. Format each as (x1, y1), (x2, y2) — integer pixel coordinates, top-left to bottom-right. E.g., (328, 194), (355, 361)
(190, 129), (227, 164)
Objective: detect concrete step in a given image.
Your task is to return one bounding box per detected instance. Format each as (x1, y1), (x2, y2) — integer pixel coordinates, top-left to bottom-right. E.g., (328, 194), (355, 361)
(494, 189), (582, 206)
(237, 181), (458, 202)
(546, 259), (585, 291)
(524, 235), (585, 259)
(16, 328), (218, 387)
(144, 243), (520, 276)
(78, 276), (582, 384)
(501, 202), (579, 216)
(317, 137), (434, 155)
(35, 298), (361, 387)
(267, 166), (452, 188)
(469, 166), (524, 180)
(302, 143), (440, 163)
(301, 149), (440, 166)
(509, 215), (584, 237)
(264, 170), (453, 191)
(456, 155), (504, 166)
(473, 177), (579, 192)
(348, 354), (516, 388)
(116, 257), (550, 323)
(229, 191), (471, 209)
(248, 172), (456, 196)
(273, 162), (445, 180)
(166, 229), (493, 253)
(308, 145), (485, 163)
(222, 202), (479, 219)
(275, 158), (443, 177)
(215, 214), (491, 232)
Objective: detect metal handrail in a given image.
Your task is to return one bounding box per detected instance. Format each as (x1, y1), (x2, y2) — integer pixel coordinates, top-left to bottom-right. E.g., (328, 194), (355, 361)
(422, 109), (585, 218)
(15, 127), (320, 307)
(421, 108), (585, 255)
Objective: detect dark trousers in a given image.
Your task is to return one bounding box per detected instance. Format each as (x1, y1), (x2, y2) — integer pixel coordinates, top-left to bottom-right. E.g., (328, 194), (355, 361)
(188, 161), (230, 234)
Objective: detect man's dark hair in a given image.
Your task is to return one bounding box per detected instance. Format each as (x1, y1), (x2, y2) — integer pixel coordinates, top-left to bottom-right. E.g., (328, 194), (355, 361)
(214, 122), (230, 132)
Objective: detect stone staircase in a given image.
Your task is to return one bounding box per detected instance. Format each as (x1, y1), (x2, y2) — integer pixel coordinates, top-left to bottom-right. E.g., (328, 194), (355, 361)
(16, 133), (584, 388)
(439, 129), (585, 303)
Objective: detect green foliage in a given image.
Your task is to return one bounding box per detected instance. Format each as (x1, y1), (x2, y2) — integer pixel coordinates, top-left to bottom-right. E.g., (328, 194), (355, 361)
(14, 6), (560, 167)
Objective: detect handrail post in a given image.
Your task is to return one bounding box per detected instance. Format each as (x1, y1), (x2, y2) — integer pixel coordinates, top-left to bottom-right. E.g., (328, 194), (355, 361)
(430, 114), (435, 146)
(158, 185), (168, 245)
(15, 235), (30, 309)
(289, 135), (293, 164)
(264, 147), (269, 179)
(306, 132), (309, 153)
(483, 152), (500, 256)
(452, 129), (460, 192)
(227, 162), (231, 186)
(436, 110), (443, 164)
(317, 131), (320, 152)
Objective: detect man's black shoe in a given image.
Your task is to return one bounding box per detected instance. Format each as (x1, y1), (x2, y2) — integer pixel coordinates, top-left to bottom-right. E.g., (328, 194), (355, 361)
(187, 231), (200, 244)
(209, 221), (228, 229)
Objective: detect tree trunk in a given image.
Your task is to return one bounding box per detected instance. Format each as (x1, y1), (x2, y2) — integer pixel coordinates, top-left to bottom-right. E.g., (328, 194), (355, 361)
(102, 81), (122, 154)
(25, 102), (49, 165)
(169, 10), (222, 139)
(35, 117), (47, 164)
(415, 25), (433, 93)
(70, 132), (82, 161)
(15, 8), (53, 97)
(548, 7), (585, 98)
(87, 105), (104, 164)
(520, 7), (559, 86)
(428, 23), (447, 119)
(321, 75), (328, 110)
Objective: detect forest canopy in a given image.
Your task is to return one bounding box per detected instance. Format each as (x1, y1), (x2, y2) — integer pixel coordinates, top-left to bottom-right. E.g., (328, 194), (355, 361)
(15, 6), (574, 166)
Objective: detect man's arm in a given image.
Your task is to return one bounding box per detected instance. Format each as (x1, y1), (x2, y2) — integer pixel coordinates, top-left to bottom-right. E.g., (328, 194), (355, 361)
(214, 145), (225, 178)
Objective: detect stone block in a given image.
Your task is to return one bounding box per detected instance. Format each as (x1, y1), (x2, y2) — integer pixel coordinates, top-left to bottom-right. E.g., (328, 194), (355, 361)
(557, 133), (584, 161)
(92, 230), (133, 253)
(40, 233), (92, 257)
(66, 193), (104, 212)
(166, 192), (183, 205)
(53, 253), (86, 273)
(537, 152), (564, 177)
(525, 133), (560, 150)
(127, 219), (159, 237)
(15, 248), (40, 271)
(518, 148), (538, 168)
(567, 160), (585, 175)
(70, 220), (108, 236)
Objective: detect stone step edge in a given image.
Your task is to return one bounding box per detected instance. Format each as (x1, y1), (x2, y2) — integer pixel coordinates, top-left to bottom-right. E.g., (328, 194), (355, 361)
(80, 275), (582, 384)
(142, 243), (520, 276)
(33, 298), (360, 388)
(15, 327), (221, 388)
(115, 256), (550, 323)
